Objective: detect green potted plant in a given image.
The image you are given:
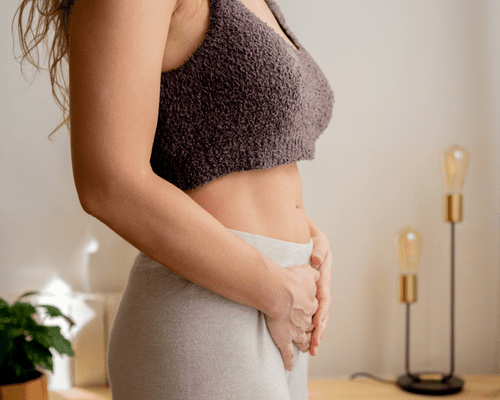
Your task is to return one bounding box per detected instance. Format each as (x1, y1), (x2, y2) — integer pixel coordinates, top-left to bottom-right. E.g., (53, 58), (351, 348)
(0, 291), (76, 400)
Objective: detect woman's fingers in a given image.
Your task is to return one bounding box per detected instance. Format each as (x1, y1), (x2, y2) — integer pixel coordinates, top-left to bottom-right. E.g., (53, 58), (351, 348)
(294, 331), (313, 353)
(264, 263), (320, 370)
(310, 309), (328, 355)
(310, 231), (329, 269)
(312, 267), (321, 283)
(313, 294), (331, 329)
(304, 215), (333, 357)
(313, 250), (332, 328)
(282, 341), (296, 371)
(310, 313), (329, 356)
(310, 248), (332, 356)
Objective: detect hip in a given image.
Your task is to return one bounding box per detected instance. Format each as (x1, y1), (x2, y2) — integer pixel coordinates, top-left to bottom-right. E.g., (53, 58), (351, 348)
(106, 229), (313, 399)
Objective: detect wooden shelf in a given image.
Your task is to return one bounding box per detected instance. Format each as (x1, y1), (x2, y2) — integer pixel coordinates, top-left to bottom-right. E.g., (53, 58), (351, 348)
(308, 375), (500, 399)
(49, 385), (111, 400)
(49, 375), (500, 399)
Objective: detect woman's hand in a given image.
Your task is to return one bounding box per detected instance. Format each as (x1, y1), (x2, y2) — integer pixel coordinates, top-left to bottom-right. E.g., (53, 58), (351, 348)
(303, 214), (332, 356)
(264, 263), (320, 371)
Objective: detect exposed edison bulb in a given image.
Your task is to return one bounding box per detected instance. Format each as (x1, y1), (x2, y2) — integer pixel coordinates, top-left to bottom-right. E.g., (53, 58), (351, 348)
(442, 144), (470, 194)
(395, 227), (422, 274)
(395, 227), (422, 303)
(442, 144), (469, 222)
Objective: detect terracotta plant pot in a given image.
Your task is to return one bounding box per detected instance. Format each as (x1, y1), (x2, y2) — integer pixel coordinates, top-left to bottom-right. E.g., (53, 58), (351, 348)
(0, 371), (48, 400)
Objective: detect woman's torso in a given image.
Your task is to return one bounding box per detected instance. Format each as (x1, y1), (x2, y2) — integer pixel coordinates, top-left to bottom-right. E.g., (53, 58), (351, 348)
(162, 0), (311, 244)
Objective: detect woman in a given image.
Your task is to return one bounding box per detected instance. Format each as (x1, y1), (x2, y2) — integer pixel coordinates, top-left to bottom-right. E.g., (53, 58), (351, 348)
(13, 0), (333, 398)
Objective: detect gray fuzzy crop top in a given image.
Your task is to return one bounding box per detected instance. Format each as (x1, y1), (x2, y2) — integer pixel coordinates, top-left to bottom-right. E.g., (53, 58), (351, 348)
(151, 0), (334, 191)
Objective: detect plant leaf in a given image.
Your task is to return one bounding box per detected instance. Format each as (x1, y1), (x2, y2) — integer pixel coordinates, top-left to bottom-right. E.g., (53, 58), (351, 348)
(21, 340), (54, 373)
(3, 326), (24, 340)
(0, 306), (12, 325)
(30, 325), (53, 349)
(37, 304), (76, 328)
(10, 302), (37, 329)
(0, 329), (14, 367)
(15, 291), (38, 304)
(34, 356), (53, 373)
(7, 336), (37, 381)
(46, 326), (74, 357)
(0, 298), (8, 310)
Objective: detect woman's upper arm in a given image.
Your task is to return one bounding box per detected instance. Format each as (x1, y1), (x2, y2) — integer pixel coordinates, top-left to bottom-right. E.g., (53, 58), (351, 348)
(69, 0), (178, 210)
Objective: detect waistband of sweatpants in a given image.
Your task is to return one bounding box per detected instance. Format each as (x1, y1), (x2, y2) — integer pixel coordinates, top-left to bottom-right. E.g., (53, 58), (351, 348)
(228, 228), (314, 268)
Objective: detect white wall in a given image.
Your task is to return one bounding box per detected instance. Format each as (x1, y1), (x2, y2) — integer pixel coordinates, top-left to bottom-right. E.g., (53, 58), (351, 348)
(1, 1), (138, 298)
(1, 0), (499, 380)
(286, 0), (500, 378)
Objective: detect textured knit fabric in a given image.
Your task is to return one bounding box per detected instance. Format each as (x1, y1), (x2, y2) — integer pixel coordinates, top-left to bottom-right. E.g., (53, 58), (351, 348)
(106, 229), (314, 400)
(151, 0), (334, 191)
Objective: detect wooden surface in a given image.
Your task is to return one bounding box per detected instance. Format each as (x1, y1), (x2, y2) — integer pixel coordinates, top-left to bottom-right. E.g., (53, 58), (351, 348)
(308, 375), (500, 399)
(49, 385), (112, 400)
(49, 375), (500, 399)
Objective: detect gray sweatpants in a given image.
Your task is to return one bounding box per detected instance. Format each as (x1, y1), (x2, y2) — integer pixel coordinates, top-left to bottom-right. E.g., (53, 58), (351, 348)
(106, 228), (313, 400)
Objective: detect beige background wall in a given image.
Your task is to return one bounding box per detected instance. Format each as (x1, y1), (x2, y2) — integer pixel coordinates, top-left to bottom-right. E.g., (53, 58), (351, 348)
(1, 0), (499, 380)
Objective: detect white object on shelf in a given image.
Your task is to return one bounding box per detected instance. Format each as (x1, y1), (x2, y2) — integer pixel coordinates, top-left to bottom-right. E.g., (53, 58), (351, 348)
(31, 291), (123, 391)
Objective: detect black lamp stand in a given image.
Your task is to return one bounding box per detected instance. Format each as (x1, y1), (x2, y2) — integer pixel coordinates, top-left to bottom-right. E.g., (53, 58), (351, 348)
(396, 221), (464, 395)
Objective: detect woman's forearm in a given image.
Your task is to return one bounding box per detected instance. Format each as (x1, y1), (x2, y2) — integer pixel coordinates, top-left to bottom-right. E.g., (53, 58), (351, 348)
(82, 170), (291, 317)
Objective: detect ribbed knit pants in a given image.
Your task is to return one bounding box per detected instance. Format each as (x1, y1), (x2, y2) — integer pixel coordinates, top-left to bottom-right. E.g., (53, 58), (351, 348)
(106, 228), (313, 400)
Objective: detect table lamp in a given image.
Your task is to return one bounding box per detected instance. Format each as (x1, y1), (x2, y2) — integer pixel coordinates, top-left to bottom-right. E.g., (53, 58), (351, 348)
(396, 144), (469, 395)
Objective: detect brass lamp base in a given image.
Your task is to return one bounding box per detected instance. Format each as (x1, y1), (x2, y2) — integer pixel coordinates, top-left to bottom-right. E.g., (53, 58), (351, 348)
(443, 194), (463, 222)
(396, 372), (464, 395)
(398, 274), (417, 303)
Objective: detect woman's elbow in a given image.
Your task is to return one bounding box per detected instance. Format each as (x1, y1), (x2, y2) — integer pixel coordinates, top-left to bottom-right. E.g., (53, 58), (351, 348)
(76, 182), (109, 219)
(73, 169), (116, 220)
(74, 167), (151, 221)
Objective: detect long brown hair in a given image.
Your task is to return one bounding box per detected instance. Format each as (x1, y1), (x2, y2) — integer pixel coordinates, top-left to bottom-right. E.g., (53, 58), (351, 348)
(12, 0), (75, 139)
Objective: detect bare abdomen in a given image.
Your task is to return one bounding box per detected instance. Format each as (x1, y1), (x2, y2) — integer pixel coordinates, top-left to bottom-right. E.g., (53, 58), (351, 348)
(184, 162), (311, 244)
